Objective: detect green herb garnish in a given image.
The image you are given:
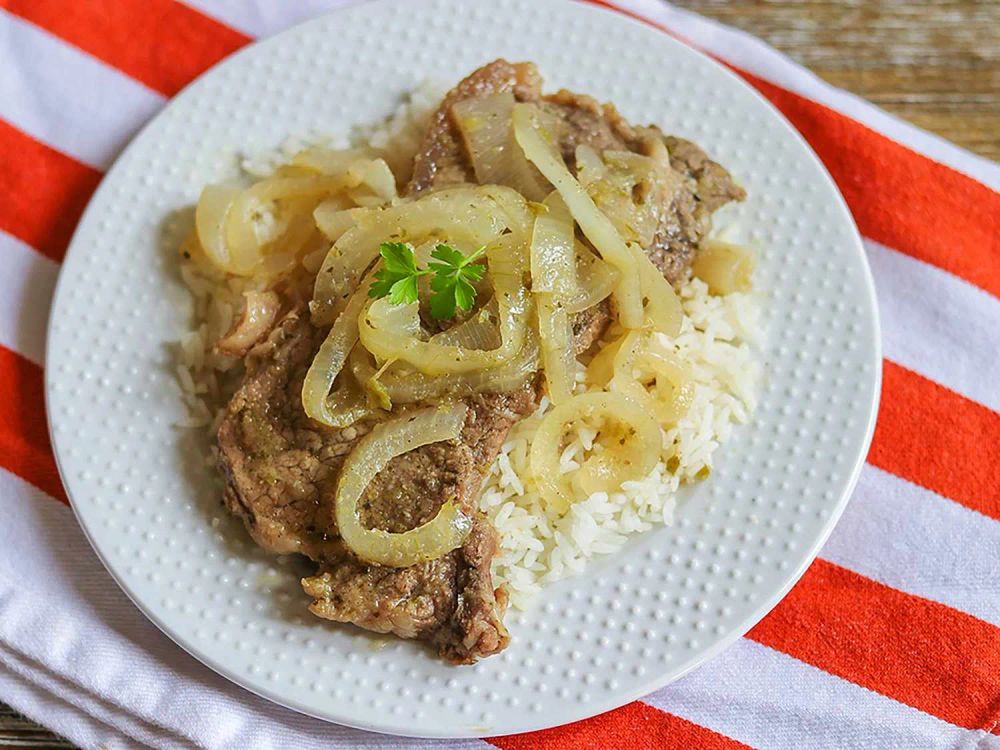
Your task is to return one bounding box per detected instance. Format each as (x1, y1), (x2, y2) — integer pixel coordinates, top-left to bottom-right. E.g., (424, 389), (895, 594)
(427, 243), (487, 320)
(368, 241), (487, 320)
(368, 242), (430, 305)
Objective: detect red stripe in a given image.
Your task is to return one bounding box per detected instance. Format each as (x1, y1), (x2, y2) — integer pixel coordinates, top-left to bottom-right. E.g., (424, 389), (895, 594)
(749, 558), (1000, 731)
(871, 360), (1000, 520)
(0, 345), (67, 504)
(489, 701), (753, 750)
(0, 0), (250, 97)
(740, 72), (1000, 298)
(584, 0), (1000, 299)
(0, 120), (102, 263)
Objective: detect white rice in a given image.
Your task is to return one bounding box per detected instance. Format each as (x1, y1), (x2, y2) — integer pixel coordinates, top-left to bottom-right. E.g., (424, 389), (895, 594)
(175, 81), (762, 611)
(479, 277), (760, 609)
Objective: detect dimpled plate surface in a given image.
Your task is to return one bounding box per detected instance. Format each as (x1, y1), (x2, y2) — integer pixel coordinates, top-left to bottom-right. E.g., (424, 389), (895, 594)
(45, 0), (880, 738)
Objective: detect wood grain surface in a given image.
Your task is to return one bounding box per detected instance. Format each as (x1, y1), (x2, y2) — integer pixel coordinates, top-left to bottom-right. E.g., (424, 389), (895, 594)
(2, 1), (997, 747)
(682, 0), (1000, 160)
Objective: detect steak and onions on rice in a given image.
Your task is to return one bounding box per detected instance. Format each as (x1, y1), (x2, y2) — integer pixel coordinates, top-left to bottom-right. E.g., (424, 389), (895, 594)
(177, 60), (760, 663)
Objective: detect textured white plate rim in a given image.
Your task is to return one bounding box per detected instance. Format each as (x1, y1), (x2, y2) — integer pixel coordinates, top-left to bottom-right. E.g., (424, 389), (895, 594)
(44, 0), (882, 738)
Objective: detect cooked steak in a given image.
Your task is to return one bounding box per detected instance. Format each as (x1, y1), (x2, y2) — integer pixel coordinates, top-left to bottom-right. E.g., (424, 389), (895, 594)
(218, 309), (533, 662)
(303, 512), (511, 663)
(217, 59), (744, 663)
(218, 311), (347, 562)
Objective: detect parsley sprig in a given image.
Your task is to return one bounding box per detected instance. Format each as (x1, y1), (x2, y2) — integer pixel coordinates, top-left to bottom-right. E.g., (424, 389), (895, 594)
(367, 242), (431, 305)
(368, 241), (487, 320)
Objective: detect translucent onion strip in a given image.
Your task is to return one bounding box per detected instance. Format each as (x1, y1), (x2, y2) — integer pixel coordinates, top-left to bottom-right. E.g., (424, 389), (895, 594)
(692, 239), (755, 296)
(453, 92), (549, 201)
(563, 241), (620, 315)
(351, 330), (540, 405)
(311, 186), (519, 325)
(536, 294), (575, 404)
(301, 280), (372, 427)
(358, 234), (531, 375)
(334, 404), (473, 567)
(529, 392), (661, 514)
(530, 192), (577, 297)
(608, 330), (694, 426)
(627, 242), (683, 337)
(512, 102), (644, 329)
(195, 184), (242, 272)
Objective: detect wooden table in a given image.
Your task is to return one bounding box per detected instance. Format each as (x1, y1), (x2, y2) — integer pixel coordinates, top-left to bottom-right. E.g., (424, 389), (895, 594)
(683, 0), (999, 160)
(2, 1), (996, 747)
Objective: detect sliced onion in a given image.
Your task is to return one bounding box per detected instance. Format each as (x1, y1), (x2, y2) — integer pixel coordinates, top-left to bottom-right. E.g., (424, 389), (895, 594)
(334, 404), (473, 567)
(225, 175), (353, 270)
(214, 290), (281, 357)
(536, 294), (575, 404)
(291, 146), (376, 175)
(529, 392), (661, 514)
(512, 103), (644, 329)
(627, 242), (683, 337)
(585, 329), (626, 386)
(574, 144), (606, 186)
(563, 241), (620, 314)
(358, 234), (530, 375)
(311, 186), (518, 325)
(352, 330), (539, 405)
(346, 157), (398, 204)
(692, 239), (755, 295)
(430, 301), (502, 350)
(586, 150), (660, 247)
(453, 92), (549, 201)
(301, 279), (372, 427)
(314, 201), (366, 243)
(530, 192), (577, 298)
(608, 330), (693, 425)
(195, 184), (242, 272)
(324, 368), (376, 427)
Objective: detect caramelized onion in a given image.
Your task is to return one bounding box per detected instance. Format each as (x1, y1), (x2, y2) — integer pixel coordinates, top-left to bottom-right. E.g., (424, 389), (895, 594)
(529, 392), (661, 514)
(334, 404), (473, 567)
(358, 234), (531, 375)
(563, 241), (619, 314)
(214, 290), (281, 357)
(311, 186), (520, 325)
(512, 102), (644, 329)
(301, 278), (372, 427)
(608, 330), (694, 426)
(352, 330), (540, 405)
(194, 184), (242, 273)
(627, 242), (683, 337)
(692, 239), (755, 295)
(453, 92), (549, 201)
(536, 294), (575, 404)
(530, 192), (577, 297)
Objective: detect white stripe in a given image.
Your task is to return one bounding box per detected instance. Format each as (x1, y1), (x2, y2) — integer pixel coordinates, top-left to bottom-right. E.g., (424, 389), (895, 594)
(0, 231), (58, 366)
(867, 239), (1000, 412)
(0, 12), (163, 170)
(822, 466), (1000, 627)
(0, 473), (489, 749)
(645, 639), (995, 750)
(617, 0), (1000, 191)
(179, 0), (347, 38)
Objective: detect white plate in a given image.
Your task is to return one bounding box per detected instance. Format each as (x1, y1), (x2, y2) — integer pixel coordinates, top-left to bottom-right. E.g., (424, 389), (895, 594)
(46, 0), (880, 738)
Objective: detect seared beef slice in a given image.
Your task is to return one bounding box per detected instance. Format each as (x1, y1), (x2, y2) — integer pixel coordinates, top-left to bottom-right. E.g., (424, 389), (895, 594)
(218, 311), (532, 662)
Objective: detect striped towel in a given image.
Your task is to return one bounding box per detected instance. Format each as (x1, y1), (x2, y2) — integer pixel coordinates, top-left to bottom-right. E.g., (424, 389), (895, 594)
(1, 0), (998, 748)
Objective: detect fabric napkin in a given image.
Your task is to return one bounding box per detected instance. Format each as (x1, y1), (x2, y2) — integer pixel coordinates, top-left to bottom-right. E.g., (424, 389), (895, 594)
(1, 0), (998, 748)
